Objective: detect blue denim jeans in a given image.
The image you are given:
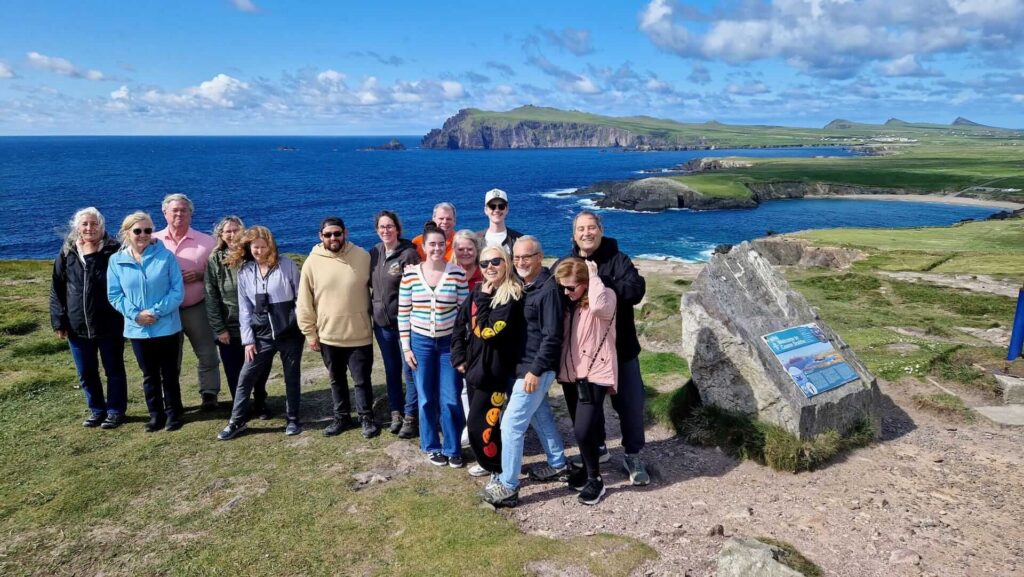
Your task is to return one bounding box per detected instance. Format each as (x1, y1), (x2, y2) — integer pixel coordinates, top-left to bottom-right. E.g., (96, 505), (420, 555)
(68, 335), (128, 416)
(374, 325), (417, 416)
(499, 370), (566, 491)
(410, 333), (464, 457)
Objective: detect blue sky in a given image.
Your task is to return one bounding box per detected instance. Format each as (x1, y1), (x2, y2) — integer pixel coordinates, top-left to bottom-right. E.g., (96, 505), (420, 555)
(1, 0), (1022, 134)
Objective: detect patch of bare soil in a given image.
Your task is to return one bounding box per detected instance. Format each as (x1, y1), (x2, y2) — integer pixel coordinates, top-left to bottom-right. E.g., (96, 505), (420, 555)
(878, 271), (1020, 298)
(171, 475), (270, 516)
(497, 383), (1024, 577)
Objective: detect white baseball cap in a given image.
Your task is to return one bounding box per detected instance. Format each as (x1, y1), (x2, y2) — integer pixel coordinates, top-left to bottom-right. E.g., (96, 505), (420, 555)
(484, 188), (508, 204)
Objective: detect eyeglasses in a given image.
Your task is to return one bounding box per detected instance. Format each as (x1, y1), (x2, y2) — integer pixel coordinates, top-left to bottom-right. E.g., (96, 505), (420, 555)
(478, 257), (503, 268)
(132, 227), (153, 235)
(487, 202), (507, 211)
(512, 252), (539, 261)
(377, 224), (396, 231)
(321, 231), (344, 238)
(560, 284), (580, 293)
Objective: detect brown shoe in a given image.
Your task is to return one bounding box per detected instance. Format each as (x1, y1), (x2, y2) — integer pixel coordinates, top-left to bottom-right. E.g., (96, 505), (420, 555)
(388, 411), (403, 435)
(397, 415), (418, 439)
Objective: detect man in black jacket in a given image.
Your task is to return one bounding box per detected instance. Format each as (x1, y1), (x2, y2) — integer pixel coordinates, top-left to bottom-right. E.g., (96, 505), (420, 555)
(566, 210), (650, 485)
(482, 236), (567, 508)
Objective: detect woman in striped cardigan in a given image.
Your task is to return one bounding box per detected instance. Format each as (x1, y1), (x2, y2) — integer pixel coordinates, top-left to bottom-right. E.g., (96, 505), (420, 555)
(399, 221), (470, 467)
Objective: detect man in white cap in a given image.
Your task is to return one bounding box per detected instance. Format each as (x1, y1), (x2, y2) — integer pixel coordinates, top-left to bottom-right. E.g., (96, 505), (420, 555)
(478, 189), (523, 254)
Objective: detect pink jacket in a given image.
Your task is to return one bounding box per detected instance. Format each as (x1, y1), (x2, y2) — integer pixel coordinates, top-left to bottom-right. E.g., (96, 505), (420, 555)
(557, 276), (618, 391)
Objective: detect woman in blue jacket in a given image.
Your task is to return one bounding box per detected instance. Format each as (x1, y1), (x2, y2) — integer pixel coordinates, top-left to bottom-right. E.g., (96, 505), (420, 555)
(217, 226), (304, 440)
(107, 211), (185, 432)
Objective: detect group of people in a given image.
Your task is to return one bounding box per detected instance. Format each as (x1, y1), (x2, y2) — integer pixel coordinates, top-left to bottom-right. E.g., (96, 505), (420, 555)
(50, 188), (650, 507)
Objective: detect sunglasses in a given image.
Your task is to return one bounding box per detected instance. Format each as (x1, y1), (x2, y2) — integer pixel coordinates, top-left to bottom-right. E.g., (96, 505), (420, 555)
(321, 231), (344, 238)
(560, 284), (580, 293)
(132, 227), (153, 235)
(487, 202), (507, 210)
(478, 257), (503, 268)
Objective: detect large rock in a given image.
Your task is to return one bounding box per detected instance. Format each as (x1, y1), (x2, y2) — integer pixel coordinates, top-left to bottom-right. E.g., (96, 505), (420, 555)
(716, 538), (807, 577)
(680, 242), (881, 439)
(751, 237), (865, 269)
(576, 177), (757, 212)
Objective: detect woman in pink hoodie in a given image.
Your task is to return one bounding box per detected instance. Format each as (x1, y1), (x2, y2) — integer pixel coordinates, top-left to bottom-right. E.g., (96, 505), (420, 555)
(554, 257), (617, 506)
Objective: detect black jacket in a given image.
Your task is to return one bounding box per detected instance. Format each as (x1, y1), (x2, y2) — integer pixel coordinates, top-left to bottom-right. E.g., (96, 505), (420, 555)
(451, 287), (523, 392)
(49, 237), (124, 339)
(369, 239), (420, 329)
(568, 236), (645, 361)
(476, 226), (524, 255)
(515, 268), (564, 378)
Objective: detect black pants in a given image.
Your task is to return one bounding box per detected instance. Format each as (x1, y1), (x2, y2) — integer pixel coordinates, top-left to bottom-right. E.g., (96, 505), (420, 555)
(561, 356), (646, 454)
(563, 381), (609, 479)
(467, 385), (508, 473)
(218, 337), (246, 400)
(320, 343), (374, 419)
(131, 333), (183, 421)
(230, 334), (303, 424)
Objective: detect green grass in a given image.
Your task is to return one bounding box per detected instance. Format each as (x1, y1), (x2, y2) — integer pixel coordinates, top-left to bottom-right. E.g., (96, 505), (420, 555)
(0, 260), (655, 577)
(911, 393), (976, 422)
(796, 220), (1024, 255)
(755, 537), (824, 577)
(669, 173), (753, 199)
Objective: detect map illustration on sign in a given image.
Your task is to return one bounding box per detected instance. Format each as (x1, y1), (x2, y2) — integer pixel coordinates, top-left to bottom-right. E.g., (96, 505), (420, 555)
(762, 323), (859, 398)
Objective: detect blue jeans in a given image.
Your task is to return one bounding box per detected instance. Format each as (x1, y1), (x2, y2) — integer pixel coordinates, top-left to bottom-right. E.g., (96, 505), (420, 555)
(410, 333), (464, 457)
(499, 370), (566, 491)
(68, 335), (128, 416)
(374, 325), (417, 416)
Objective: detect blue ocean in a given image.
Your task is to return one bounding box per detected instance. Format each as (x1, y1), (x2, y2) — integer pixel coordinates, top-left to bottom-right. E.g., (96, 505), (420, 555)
(0, 136), (999, 261)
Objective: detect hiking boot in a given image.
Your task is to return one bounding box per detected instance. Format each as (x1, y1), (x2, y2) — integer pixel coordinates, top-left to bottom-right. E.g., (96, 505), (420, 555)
(360, 415), (381, 439)
(566, 466), (588, 491)
(100, 413), (125, 430)
(428, 452), (448, 466)
(254, 402), (272, 421)
(388, 411), (403, 435)
(448, 453), (464, 468)
(397, 415), (418, 439)
(144, 417), (165, 433)
(323, 416), (354, 437)
(285, 420), (302, 436)
(83, 412), (106, 428)
(217, 421), (247, 441)
(623, 453), (650, 486)
(468, 464), (490, 477)
(577, 477), (606, 506)
(569, 445), (610, 468)
(164, 418), (183, 432)
(200, 393), (219, 412)
(481, 482), (519, 508)
(528, 463), (568, 482)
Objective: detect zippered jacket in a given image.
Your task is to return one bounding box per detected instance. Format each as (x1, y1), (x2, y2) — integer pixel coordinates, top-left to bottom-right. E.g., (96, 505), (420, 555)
(515, 268), (564, 378)
(557, 275), (618, 391)
(204, 248), (241, 339)
(237, 258), (301, 346)
(476, 226), (524, 255)
(369, 239), (420, 329)
(450, 287), (524, 392)
(107, 242), (184, 339)
(50, 237), (124, 339)
(297, 242), (373, 348)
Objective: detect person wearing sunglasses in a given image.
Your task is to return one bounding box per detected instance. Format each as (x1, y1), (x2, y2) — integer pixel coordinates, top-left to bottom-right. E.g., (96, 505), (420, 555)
(554, 257), (616, 505)
(451, 246), (524, 481)
(106, 211), (185, 432)
(478, 189), (523, 254)
(50, 207), (127, 429)
(297, 216), (380, 439)
(398, 221), (469, 467)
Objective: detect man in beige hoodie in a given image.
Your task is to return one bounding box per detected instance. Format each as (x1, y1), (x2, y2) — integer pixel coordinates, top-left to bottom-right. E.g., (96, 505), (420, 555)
(297, 217), (380, 439)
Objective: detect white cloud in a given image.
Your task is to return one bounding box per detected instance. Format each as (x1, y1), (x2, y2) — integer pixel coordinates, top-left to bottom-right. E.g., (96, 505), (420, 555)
(231, 0), (259, 13)
(1012, 94), (1024, 103)
(110, 85), (130, 100)
(316, 70), (346, 84)
(541, 27), (595, 56)
(26, 51), (107, 81)
(726, 81), (771, 95)
(876, 54), (941, 77)
(0, 61), (14, 79)
(571, 76), (601, 94)
(188, 74), (250, 107)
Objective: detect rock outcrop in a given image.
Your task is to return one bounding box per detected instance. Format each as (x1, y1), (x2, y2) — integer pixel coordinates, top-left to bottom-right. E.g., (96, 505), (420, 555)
(716, 538), (807, 577)
(365, 139), (406, 151)
(751, 237), (865, 269)
(576, 177), (757, 212)
(680, 242), (881, 439)
(683, 158), (754, 172)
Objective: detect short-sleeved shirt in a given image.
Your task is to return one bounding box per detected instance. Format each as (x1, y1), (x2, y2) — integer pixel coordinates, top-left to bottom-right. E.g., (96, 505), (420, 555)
(154, 226), (217, 307)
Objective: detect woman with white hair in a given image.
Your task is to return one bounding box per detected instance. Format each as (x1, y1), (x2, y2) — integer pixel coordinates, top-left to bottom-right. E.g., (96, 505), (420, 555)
(50, 207), (128, 429)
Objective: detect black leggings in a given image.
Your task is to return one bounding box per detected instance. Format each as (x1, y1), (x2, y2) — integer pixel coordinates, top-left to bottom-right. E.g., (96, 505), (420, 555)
(467, 385), (507, 473)
(563, 381), (609, 480)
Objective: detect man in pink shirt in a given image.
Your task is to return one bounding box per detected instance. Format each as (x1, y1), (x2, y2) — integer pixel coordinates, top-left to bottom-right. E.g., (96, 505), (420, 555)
(154, 193), (221, 410)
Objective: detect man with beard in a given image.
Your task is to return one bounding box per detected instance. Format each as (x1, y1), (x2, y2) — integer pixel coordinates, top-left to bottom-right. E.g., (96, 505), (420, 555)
(297, 217), (380, 439)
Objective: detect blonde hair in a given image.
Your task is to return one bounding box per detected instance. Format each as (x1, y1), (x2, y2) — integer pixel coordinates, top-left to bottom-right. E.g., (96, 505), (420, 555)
(553, 257), (590, 308)
(449, 229), (480, 265)
(480, 246), (523, 306)
(117, 211), (154, 250)
(225, 225), (279, 269)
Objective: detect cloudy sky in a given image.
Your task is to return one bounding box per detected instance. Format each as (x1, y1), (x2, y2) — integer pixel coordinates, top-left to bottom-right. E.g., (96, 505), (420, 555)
(2, 0), (1022, 134)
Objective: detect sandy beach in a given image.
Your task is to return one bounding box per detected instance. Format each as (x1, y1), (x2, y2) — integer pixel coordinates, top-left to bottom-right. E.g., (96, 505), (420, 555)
(805, 193), (1024, 210)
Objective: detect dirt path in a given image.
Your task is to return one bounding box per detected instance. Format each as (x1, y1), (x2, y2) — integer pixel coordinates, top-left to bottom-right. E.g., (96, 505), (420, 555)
(500, 381), (1024, 577)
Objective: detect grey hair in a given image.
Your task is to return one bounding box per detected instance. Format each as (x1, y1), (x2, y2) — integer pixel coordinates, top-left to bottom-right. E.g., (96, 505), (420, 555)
(161, 193), (194, 213)
(66, 207), (105, 244)
(432, 202), (456, 219)
(448, 229), (481, 264)
(212, 215), (245, 250)
(572, 210), (603, 231)
(513, 235), (542, 256)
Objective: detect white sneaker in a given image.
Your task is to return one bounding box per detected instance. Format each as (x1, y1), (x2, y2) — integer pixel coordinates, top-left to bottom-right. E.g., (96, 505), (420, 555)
(468, 464), (489, 477)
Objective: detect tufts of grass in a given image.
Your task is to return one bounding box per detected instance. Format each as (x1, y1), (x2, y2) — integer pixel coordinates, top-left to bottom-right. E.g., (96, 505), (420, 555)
(680, 405), (875, 472)
(0, 312), (39, 336)
(646, 380), (700, 431)
(756, 537), (824, 577)
(10, 339), (68, 358)
(638, 351), (689, 377)
(912, 393), (976, 422)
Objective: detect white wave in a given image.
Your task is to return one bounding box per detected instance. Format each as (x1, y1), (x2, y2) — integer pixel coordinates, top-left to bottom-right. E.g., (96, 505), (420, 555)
(635, 253), (697, 263)
(539, 188), (579, 199)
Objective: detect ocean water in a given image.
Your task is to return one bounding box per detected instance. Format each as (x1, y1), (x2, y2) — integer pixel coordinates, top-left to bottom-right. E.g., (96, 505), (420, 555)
(0, 136), (998, 261)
